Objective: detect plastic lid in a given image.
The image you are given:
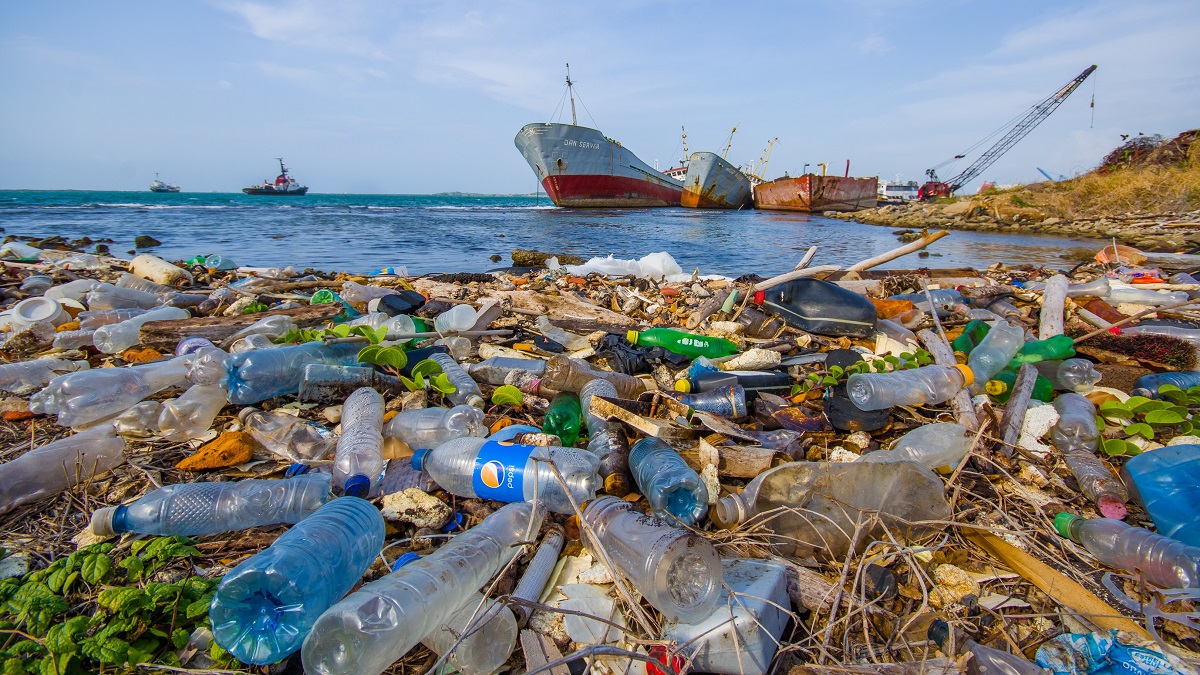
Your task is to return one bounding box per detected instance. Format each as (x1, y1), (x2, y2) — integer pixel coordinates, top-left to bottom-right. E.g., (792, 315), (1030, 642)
(625, 330), (640, 345)
(441, 512), (464, 533)
(674, 379), (692, 393)
(343, 475), (371, 498)
(411, 448), (429, 471)
(1053, 512), (1078, 539)
(90, 506), (118, 537)
(954, 364), (974, 387)
(391, 552), (422, 571)
(285, 463), (310, 478)
(13, 297), (64, 326)
(985, 379), (1008, 396)
(927, 619), (949, 648)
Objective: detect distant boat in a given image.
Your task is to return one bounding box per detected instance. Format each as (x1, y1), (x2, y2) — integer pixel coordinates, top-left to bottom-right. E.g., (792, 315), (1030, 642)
(242, 158), (309, 196)
(754, 171), (877, 213)
(149, 174), (181, 193)
(681, 152), (753, 209)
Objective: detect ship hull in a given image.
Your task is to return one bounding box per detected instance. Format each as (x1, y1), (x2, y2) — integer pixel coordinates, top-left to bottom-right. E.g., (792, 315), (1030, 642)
(753, 175), (877, 212)
(242, 187), (309, 196)
(515, 123), (683, 208)
(680, 152), (753, 209)
(149, 186), (180, 193)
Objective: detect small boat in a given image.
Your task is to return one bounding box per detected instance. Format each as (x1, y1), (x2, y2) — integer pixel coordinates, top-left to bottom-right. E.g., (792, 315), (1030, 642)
(242, 159), (309, 196)
(149, 174), (181, 193)
(753, 166), (877, 213)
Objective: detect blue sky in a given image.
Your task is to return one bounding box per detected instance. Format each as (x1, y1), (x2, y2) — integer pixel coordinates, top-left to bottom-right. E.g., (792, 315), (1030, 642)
(1, 0), (1197, 194)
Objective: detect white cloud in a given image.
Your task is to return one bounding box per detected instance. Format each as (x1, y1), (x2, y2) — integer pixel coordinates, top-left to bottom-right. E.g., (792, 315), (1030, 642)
(858, 34), (890, 55)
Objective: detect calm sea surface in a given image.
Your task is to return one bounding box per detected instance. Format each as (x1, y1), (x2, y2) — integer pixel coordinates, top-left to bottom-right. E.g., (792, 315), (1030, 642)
(0, 191), (1104, 276)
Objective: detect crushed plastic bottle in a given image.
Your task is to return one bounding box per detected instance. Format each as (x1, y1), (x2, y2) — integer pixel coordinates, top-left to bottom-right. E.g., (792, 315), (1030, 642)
(383, 405), (486, 449)
(226, 314), (297, 344)
(1050, 394), (1128, 519)
(580, 378), (633, 495)
(429, 352), (486, 408)
(44, 278), (100, 302)
(846, 364), (973, 411)
(332, 387), (385, 494)
(339, 280), (401, 305)
(628, 437), (708, 526)
(888, 289), (965, 317)
(466, 356), (546, 385)
(0, 425), (127, 515)
(860, 422), (973, 471)
(537, 315), (590, 350)
(224, 341), (361, 404)
(241, 408), (336, 462)
(625, 327), (738, 359)
(967, 321), (1025, 394)
(209, 496), (385, 665)
(90, 474), (332, 536)
(84, 283), (162, 311)
(31, 356), (192, 429)
(1121, 444), (1200, 547)
(1055, 513), (1200, 588)
(1107, 285), (1190, 307)
(539, 355), (646, 397)
(157, 384), (228, 442)
(542, 392), (582, 445)
(0, 358), (88, 395)
(93, 305), (190, 353)
(187, 346), (231, 386)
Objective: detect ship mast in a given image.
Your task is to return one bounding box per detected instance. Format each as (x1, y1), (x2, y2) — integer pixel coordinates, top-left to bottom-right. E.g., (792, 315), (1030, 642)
(680, 126), (689, 164)
(722, 124), (738, 159)
(565, 63), (577, 126)
(276, 157), (287, 177)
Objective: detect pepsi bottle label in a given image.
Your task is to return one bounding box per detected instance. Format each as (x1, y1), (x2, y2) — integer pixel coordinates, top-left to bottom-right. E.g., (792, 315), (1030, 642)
(472, 441), (535, 502)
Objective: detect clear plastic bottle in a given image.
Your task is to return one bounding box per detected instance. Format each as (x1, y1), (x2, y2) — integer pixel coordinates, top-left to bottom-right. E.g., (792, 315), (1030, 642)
(241, 408), (336, 462)
(1121, 444), (1200, 547)
(90, 474), (332, 536)
(383, 405), (486, 449)
(1107, 286), (1189, 307)
(860, 422), (973, 471)
(987, 298), (1023, 321)
(188, 346), (231, 386)
(580, 378), (632, 496)
(300, 502), (541, 675)
(224, 342), (361, 404)
(1055, 513), (1200, 589)
(582, 496), (721, 623)
(84, 283), (162, 311)
(466, 356), (546, 386)
(538, 315), (589, 350)
(889, 289), (964, 317)
(434, 336), (471, 359)
(30, 356), (192, 429)
(116, 271), (176, 296)
(846, 364), (974, 411)
(429, 352), (485, 408)
(339, 281), (400, 305)
(17, 275), (50, 295)
(0, 358), (87, 394)
(227, 314), (298, 344)
(539, 355), (646, 398)
(542, 392), (582, 445)
(209, 496), (385, 665)
(332, 387), (385, 494)
(967, 322), (1025, 394)
(1050, 394), (1100, 454)
(0, 425), (127, 515)
(1049, 394), (1129, 519)
(511, 526), (566, 627)
(928, 620), (1048, 675)
(1129, 371), (1200, 399)
(112, 401), (163, 438)
(93, 305), (190, 354)
(433, 303), (478, 333)
(44, 279), (100, 302)
(52, 330), (96, 351)
(628, 438), (708, 526)
(1035, 358), (1102, 392)
(157, 384), (228, 442)
(412, 437), (598, 514)
(78, 307), (150, 331)
(669, 384), (748, 418)
(1120, 324), (1200, 348)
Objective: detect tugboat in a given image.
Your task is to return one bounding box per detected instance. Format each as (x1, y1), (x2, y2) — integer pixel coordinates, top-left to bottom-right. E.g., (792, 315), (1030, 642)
(149, 174), (181, 193)
(242, 158), (309, 196)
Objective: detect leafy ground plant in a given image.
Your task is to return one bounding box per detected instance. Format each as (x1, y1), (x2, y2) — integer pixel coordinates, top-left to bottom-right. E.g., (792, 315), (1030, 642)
(793, 350), (932, 396)
(1096, 384), (1200, 456)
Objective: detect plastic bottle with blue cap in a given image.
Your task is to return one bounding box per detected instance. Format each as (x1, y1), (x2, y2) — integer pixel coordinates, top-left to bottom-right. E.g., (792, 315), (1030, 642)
(628, 437), (709, 526)
(332, 387), (385, 496)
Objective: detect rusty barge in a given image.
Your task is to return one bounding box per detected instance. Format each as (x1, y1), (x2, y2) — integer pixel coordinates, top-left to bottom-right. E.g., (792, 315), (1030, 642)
(680, 152), (753, 209)
(752, 173), (877, 212)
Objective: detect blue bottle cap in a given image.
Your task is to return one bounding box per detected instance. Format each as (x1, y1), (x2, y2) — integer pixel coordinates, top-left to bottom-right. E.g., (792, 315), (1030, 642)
(285, 463), (310, 477)
(411, 448), (429, 471)
(442, 512), (464, 533)
(391, 552), (423, 572)
(343, 475), (371, 498)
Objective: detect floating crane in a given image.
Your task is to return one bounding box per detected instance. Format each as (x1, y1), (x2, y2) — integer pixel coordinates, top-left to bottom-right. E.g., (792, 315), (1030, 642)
(918, 65), (1097, 200)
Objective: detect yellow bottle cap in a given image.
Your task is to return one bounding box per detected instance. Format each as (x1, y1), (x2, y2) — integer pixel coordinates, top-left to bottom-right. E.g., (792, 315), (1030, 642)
(674, 379), (692, 393)
(985, 379), (1008, 396)
(954, 364), (975, 387)
(625, 330), (639, 344)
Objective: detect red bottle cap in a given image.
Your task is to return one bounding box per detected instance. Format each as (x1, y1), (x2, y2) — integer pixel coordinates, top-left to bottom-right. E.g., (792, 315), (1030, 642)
(752, 290), (765, 305)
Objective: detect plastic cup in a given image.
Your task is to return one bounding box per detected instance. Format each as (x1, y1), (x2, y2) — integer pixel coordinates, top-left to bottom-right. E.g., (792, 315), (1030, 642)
(12, 297), (68, 328)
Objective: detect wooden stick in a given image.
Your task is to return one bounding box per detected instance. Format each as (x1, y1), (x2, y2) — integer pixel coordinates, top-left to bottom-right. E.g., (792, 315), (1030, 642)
(846, 229), (950, 272)
(751, 265), (840, 293)
(998, 364), (1038, 457)
(1038, 274), (1069, 338)
(793, 245), (817, 270)
(918, 329), (980, 431)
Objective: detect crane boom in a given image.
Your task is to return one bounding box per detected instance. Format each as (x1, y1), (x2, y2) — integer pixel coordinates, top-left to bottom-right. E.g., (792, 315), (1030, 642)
(919, 65), (1096, 200)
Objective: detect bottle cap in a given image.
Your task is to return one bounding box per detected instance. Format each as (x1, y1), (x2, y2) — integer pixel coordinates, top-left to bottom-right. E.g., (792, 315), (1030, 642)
(625, 330), (640, 345)
(90, 506), (119, 537)
(752, 290), (765, 305)
(442, 512), (464, 533)
(411, 448), (429, 471)
(954, 364), (974, 387)
(1053, 512), (1078, 539)
(390, 552), (423, 572)
(343, 475), (371, 499)
(985, 379), (1008, 396)
(674, 379), (692, 393)
(927, 619), (950, 648)
(285, 463), (310, 477)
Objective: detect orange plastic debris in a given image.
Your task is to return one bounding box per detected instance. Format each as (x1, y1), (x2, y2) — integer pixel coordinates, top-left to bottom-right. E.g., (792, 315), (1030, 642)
(176, 431), (257, 471)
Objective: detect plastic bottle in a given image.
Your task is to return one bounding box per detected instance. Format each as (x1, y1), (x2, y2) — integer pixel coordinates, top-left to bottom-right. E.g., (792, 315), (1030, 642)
(1050, 394), (1129, 519)
(209, 496), (385, 665)
(426, 352), (485, 408)
(300, 502), (540, 675)
(332, 387), (385, 495)
(511, 526), (566, 627)
(187, 346), (230, 386)
(112, 401), (163, 438)
(1107, 286), (1189, 307)
(674, 370), (792, 396)
(1121, 444), (1200, 547)
(539, 355), (646, 397)
(386, 552), (521, 675)
(383, 405), (486, 449)
(129, 254), (193, 287)
(625, 327), (738, 359)
(433, 303), (478, 333)
(669, 384), (749, 417)
(434, 336), (471, 359)
(52, 330), (96, 351)
(93, 306), (190, 354)
(157, 384), (228, 442)
(1129, 371), (1200, 398)
(1120, 324), (1200, 350)
(537, 315), (589, 351)
(227, 314), (298, 344)
(580, 378), (633, 496)
(860, 422), (973, 471)
(0, 425), (127, 515)
(84, 283), (162, 311)
(888, 289), (965, 316)
(30, 356), (192, 429)
(542, 392), (582, 445)
(78, 307), (150, 331)
(19, 274), (53, 296)
(1034, 358), (1102, 392)
(0, 359), (87, 394)
(987, 298), (1023, 321)
(1055, 513), (1200, 589)
(339, 281), (400, 305)
(967, 322), (1026, 394)
(44, 279), (100, 302)
(846, 364), (973, 411)
(241, 408), (336, 462)
(582, 496), (721, 622)
(1009, 334), (1076, 366)
(224, 342), (361, 404)
(1049, 394), (1100, 454)
(116, 272), (176, 296)
(412, 437), (598, 514)
(731, 305), (785, 339)
(928, 620), (1048, 675)
(985, 369), (1055, 403)
(875, 318), (919, 351)
(628, 437), (708, 526)
(466, 356), (546, 386)
(752, 278), (878, 337)
(90, 474), (332, 537)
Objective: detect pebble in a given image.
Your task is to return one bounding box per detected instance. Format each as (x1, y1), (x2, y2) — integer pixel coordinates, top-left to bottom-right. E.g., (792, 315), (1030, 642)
(379, 488), (453, 529)
(928, 563), (980, 609)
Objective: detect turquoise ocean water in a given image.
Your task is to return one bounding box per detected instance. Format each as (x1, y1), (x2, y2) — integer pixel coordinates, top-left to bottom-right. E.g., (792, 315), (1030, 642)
(0, 190), (1104, 276)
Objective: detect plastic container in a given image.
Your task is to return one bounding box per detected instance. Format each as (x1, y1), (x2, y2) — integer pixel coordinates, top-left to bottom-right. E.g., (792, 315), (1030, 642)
(383, 405), (486, 449)
(433, 303), (478, 333)
(1051, 394), (1128, 519)
(1010, 334), (1076, 366)
(537, 315), (589, 351)
(928, 620), (1048, 675)
(628, 437), (708, 526)
(1121, 444), (1200, 547)
(1129, 371), (1200, 398)
(511, 526), (566, 627)
(30, 356), (192, 429)
(224, 342), (362, 404)
(129, 254), (193, 287)
(157, 384), (228, 442)
(1055, 513), (1200, 588)
(332, 387), (385, 494)
(93, 305), (190, 353)
(542, 392), (582, 445)
(580, 378), (633, 496)
(466, 356), (546, 386)
(52, 329), (96, 351)
(860, 422), (973, 471)
(0, 425), (127, 515)
(427, 353), (485, 408)
(967, 321), (1025, 394)
(846, 364), (973, 411)
(377, 290), (427, 316)
(582, 496), (721, 622)
(241, 408), (336, 462)
(90, 473), (332, 537)
(227, 314), (298, 344)
(0, 358), (87, 395)
(84, 283), (163, 311)
(626, 327), (738, 359)
(11, 297), (69, 329)
(300, 502), (540, 675)
(753, 278), (878, 337)
(18, 274), (52, 296)
(669, 384), (748, 417)
(113, 401), (163, 438)
(539, 355), (646, 397)
(116, 271), (176, 296)
(209, 496), (385, 665)
(78, 307), (150, 331)
(985, 369), (1055, 403)
(339, 280), (399, 305)
(434, 335), (471, 359)
(413, 437), (598, 514)
(888, 289), (965, 317)
(1120, 324), (1200, 350)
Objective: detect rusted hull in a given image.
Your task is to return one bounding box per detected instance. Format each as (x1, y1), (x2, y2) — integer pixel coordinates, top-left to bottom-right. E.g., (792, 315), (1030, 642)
(753, 175), (878, 212)
(515, 122), (683, 208)
(680, 152), (752, 209)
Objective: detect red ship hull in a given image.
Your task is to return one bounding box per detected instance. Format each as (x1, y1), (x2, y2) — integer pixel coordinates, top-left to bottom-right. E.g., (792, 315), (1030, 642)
(753, 175), (877, 212)
(541, 174), (683, 208)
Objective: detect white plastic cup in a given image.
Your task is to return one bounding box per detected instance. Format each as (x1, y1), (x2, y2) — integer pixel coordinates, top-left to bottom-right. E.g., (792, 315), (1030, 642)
(11, 297), (68, 328)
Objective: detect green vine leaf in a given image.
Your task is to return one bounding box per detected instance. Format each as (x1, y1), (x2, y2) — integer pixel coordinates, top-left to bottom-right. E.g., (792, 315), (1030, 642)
(1123, 422), (1154, 440)
(430, 373), (456, 395)
(410, 359), (443, 380)
(1145, 409), (1185, 425)
(1102, 438), (1141, 456)
(80, 553), (111, 586)
(492, 385), (523, 407)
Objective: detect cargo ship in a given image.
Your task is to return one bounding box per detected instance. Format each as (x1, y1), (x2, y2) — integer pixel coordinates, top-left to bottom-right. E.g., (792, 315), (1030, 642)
(753, 172), (877, 212)
(680, 152), (753, 209)
(514, 68), (683, 208)
(149, 174), (180, 193)
(242, 158), (309, 196)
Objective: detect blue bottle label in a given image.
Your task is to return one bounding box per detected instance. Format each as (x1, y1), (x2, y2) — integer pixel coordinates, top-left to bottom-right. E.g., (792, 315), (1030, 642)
(472, 441), (535, 502)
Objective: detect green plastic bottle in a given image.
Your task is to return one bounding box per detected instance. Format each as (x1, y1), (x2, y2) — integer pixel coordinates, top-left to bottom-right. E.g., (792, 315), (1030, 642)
(1009, 334), (1076, 366)
(626, 328), (738, 359)
(542, 392), (582, 445)
(985, 370), (1054, 403)
(951, 320), (991, 363)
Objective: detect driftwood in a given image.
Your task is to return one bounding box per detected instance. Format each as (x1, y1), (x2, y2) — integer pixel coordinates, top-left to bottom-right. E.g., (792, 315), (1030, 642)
(752, 265), (842, 293)
(788, 657), (967, 675)
(137, 303), (342, 350)
(917, 329), (980, 431)
(686, 287), (731, 329)
(1038, 274), (1068, 338)
(846, 230), (950, 272)
(680, 440), (783, 478)
(999, 364), (1038, 456)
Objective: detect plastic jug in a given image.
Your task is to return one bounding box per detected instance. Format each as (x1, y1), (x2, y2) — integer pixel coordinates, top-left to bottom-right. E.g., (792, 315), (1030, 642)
(752, 278), (878, 337)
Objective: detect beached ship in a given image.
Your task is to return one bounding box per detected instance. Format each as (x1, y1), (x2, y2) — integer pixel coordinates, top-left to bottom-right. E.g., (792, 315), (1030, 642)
(149, 174), (180, 193)
(242, 159), (308, 196)
(753, 172), (877, 212)
(681, 152), (753, 209)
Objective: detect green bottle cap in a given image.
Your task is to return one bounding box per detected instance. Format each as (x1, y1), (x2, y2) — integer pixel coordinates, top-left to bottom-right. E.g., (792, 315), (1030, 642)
(625, 330), (639, 345)
(1053, 512), (1078, 539)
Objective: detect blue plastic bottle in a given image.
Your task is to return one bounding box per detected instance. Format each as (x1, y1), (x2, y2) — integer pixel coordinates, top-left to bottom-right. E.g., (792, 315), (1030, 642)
(1121, 444), (1200, 548)
(1129, 371), (1200, 399)
(209, 496), (385, 665)
(224, 342), (361, 404)
(628, 437), (708, 526)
